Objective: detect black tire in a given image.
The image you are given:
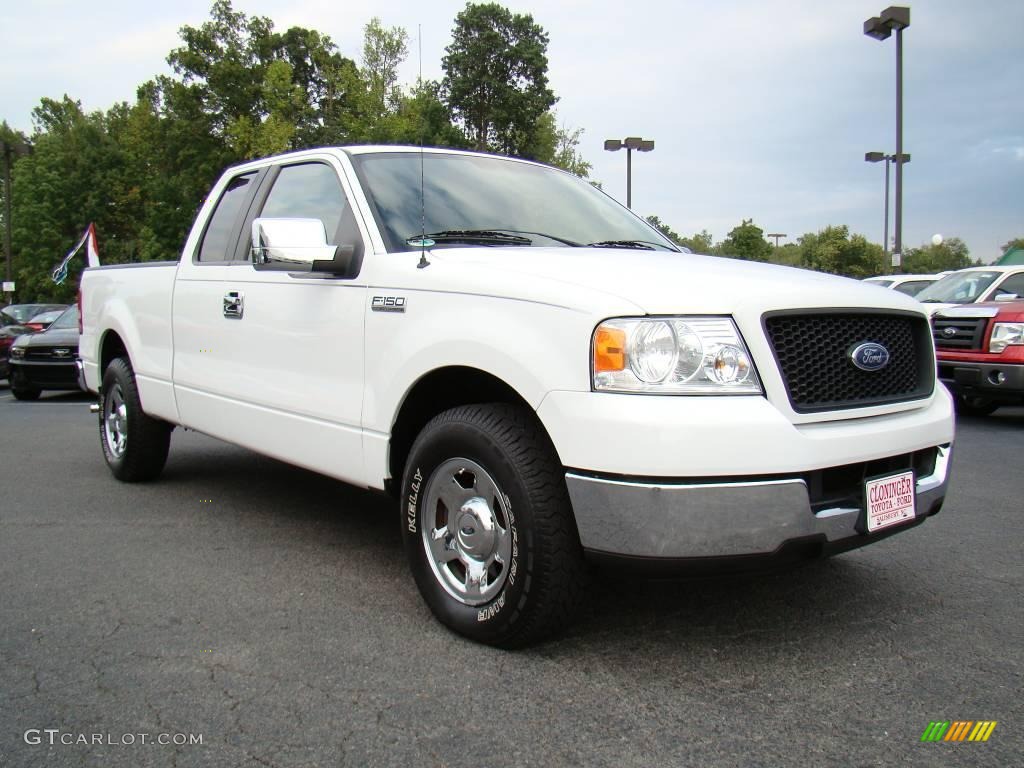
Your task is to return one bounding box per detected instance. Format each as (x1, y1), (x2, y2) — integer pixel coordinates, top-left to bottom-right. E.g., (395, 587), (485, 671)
(955, 393), (999, 417)
(11, 385), (41, 401)
(401, 403), (586, 648)
(99, 357), (171, 482)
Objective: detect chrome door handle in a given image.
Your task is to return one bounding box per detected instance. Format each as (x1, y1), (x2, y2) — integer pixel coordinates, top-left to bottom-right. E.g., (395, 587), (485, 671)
(223, 291), (244, 319)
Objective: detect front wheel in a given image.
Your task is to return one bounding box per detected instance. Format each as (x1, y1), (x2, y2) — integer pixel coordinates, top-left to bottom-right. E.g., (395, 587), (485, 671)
(99, 357), (171, 481)
(955, 393), (999, 417)
(401, 404), (586, 648)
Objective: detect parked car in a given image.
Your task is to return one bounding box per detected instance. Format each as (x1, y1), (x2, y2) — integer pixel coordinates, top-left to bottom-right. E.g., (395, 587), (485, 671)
(0, 323), (36, 380)
(932, 301), (1024, 415)
(863, 274), (941, 297)
(915, 266), (1024, 312)
(1, 303), (67, 325)
(8, 306), (82, 400)
(79, 146), (954, 647)
(23, 308), (69, 332)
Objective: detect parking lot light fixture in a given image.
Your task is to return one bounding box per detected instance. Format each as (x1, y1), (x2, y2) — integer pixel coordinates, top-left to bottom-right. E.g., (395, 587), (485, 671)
(604, 136), (655, 209)
(865, 151), (912, 271)
(864, 6), (910, 268)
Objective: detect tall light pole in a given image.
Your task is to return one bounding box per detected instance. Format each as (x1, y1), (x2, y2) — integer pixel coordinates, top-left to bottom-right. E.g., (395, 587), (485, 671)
(766, 233), (787, 249)
(604, 137), (654, 208)
(864, 6), (910, 267)
(865, 151), (910, 269)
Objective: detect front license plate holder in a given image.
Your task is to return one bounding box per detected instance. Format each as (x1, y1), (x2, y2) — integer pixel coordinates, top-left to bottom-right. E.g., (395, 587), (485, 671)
(863, 470), (916, 534)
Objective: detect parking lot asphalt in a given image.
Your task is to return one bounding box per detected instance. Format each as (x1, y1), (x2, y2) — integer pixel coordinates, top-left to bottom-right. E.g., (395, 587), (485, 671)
(0, 387), (1021, 768)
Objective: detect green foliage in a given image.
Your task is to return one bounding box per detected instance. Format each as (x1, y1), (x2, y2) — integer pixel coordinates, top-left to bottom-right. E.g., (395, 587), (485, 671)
(767, 242), (802, 267)
(719, 219), (772, 262)
(797, 225), (885, 278)
(442, 3), (556, 157)
(901, 237), (972, 273)
(530, 112), (591, 177)
(362, 18), (409, 116)
(645, 215), (681, 244)
(679, 230), (715, 255)
(1000, 237), (1024, 254)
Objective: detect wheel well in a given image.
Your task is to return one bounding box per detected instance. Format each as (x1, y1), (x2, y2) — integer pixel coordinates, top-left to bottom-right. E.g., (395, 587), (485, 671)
(388, 367), (538, 493)
(99, 331), (129, 377)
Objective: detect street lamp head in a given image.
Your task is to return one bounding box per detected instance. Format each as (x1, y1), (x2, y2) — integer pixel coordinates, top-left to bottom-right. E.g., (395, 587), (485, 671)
(863, 16), (892, 40)
(623, 137), (643, 150)
(880, 6), (910, 31)
(865, 151), (886, 162)
(604, 139), (623, 152)
(638, 140), (655, 152)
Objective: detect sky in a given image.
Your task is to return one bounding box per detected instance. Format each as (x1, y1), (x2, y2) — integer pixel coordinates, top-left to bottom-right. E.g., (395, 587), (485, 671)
(1, 0), (1022, 262)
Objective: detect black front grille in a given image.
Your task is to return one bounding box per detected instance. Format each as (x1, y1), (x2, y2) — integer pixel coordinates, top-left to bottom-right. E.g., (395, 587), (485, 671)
(25, 346), (77, 361)
(763, 311), (934, 413)
(931, 316), (987, 350)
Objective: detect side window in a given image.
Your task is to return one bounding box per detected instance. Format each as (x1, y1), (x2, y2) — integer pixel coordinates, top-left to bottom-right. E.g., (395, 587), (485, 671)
(260, 163), (347, 241)
(197, 172), (258, 263)
(994, 273), (1024, 298)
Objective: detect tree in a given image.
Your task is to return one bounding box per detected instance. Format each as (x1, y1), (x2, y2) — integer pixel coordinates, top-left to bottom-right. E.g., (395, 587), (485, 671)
(645, 215), (681, 244)
(679, 230), (715, 255)
(362, 18), (409, 115)
(1000, 237), (1024, 255)
(901, 237), (972, 273)
(797, 225), (885, 277)
(719, 219), (772, 262)
(529, 112), (591, 177)
(442, 3), (556, 157)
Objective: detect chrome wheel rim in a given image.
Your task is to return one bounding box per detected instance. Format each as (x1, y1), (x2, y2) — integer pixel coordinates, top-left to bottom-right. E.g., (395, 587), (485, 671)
(421, 458), (513, 606)
(103, 383), (128, 458)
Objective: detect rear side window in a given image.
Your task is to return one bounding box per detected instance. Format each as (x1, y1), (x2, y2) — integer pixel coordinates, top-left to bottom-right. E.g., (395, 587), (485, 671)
(198, 172), (258, 262)
(893, 280), (929, 296)
(260, 163), (346, 239)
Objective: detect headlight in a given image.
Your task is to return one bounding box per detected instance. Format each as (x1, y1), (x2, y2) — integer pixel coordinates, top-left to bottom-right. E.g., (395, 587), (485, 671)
(989, 322), (1024, 353)
(10, 345), (26, 359)
(593, 317), (762, 394)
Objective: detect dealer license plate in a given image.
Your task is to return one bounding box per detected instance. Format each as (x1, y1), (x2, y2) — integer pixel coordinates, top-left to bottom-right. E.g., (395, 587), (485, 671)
(865, 470), (916, 533)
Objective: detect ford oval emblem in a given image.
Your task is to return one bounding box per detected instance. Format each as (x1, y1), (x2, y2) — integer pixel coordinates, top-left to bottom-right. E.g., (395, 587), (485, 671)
(850, 342), (890, 371)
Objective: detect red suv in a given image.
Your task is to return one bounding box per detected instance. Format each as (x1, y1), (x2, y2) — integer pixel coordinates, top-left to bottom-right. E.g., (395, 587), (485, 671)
(932, 301), (1024, 415)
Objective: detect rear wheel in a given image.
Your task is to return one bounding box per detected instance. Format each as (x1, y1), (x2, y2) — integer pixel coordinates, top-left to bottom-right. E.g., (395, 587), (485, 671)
(401, 403), (586, 648)
(955, 393), (999, 417)
(99, 357), (171, 481)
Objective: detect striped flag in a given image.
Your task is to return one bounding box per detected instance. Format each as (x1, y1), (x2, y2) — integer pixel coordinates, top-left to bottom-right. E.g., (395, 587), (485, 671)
(52, 223), (100, 285)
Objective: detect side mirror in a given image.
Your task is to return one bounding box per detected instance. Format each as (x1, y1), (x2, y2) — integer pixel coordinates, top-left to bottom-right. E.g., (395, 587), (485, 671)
(994, 292), (1019, 302)
(251, 218), (354, 275)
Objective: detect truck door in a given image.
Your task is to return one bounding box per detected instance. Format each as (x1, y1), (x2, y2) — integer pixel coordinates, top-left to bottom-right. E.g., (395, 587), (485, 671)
(172, 156), (369, 486)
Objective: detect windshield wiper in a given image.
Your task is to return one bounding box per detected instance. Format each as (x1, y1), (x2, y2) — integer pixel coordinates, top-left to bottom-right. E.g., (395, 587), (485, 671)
(587, 239), (659, 250)
(406, 230), (533, 246)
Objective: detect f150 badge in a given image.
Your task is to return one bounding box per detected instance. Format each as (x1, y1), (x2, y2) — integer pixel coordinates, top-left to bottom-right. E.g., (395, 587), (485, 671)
(372, 296), (406, 313)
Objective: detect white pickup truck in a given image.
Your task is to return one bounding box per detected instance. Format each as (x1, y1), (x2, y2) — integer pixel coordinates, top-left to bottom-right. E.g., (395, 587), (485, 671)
(79, 146), (954, 647)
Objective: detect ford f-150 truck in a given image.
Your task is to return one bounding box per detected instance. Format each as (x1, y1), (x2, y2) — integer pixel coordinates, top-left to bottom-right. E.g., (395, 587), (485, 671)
(79, 146), (954, 647)
(932, 301), (1024, 415)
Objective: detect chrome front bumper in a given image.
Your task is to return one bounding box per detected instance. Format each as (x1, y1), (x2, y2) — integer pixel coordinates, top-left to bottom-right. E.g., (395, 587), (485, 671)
(566, 445), (951, 560)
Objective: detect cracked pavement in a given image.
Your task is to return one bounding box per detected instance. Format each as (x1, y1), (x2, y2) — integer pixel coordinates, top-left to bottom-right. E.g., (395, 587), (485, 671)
(0, 389), (1021, 767)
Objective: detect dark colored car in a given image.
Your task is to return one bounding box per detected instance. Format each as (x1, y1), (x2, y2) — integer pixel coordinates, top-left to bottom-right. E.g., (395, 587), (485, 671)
(0, 322), (35, 380)
(8, 306), (83, 400)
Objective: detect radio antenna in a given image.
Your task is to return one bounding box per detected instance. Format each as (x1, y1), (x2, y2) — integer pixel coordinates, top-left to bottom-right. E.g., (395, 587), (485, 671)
(416, 23), (430, 269)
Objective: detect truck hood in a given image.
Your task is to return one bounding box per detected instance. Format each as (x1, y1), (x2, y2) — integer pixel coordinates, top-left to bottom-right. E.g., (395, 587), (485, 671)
(425, 247), (924, 315)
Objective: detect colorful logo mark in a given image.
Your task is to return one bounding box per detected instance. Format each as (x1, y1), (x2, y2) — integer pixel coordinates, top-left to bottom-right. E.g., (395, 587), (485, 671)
(920, 721), (997, 742)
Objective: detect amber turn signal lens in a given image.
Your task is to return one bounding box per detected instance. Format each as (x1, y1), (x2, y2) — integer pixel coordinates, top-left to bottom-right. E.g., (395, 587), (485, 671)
(594, 326), (627, 372)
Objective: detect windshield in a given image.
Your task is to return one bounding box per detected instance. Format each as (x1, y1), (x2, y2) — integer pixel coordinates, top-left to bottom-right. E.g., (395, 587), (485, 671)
(915, 271), (1000, 303)
(49, 306), (80, 330)
(352, 152), (678, 253)
(5, 304), (64, 322)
